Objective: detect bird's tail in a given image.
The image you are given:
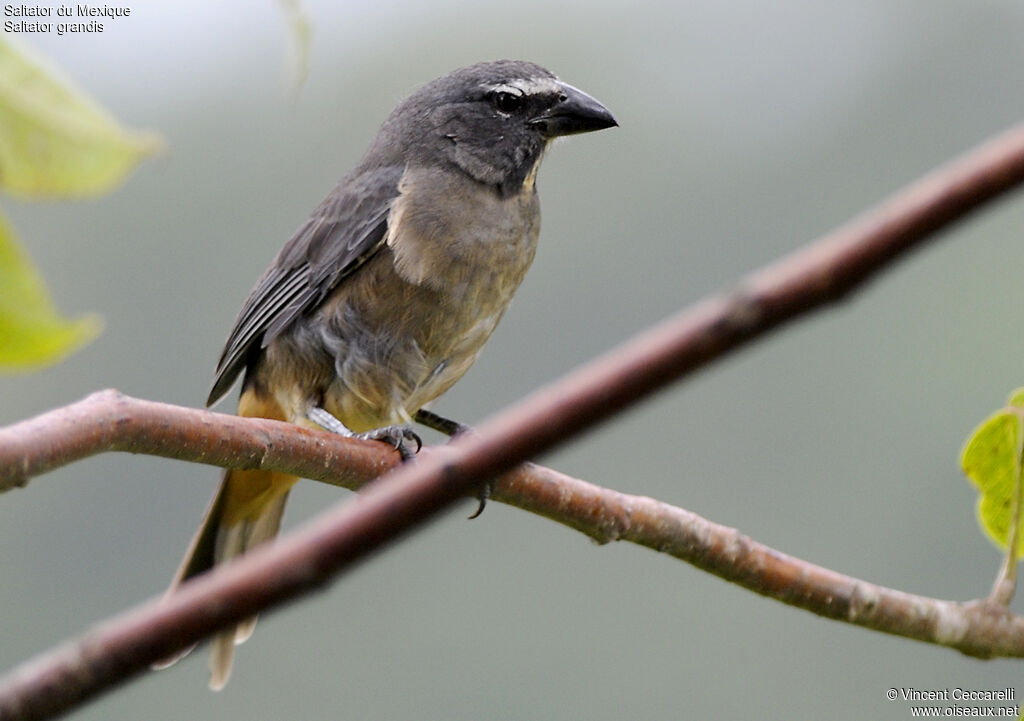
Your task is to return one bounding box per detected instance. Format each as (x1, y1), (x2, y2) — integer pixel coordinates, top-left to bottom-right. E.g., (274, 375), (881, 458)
(156, 390), (298, 689)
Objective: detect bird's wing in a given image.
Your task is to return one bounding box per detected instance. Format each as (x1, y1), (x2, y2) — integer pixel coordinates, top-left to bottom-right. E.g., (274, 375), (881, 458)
(207, 165), (404, 406)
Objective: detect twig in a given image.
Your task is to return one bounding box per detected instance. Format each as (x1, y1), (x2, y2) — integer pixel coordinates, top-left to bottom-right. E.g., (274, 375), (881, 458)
(989, 408), (1024, 605)
(4, 121), (1024, 719)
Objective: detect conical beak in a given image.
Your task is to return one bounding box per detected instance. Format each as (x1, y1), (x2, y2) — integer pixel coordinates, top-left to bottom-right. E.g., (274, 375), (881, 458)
(530, 82), (617, 138)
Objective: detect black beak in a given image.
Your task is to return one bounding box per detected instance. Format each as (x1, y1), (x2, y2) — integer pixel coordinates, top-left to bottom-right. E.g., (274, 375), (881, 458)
(530, 81), (617, 139)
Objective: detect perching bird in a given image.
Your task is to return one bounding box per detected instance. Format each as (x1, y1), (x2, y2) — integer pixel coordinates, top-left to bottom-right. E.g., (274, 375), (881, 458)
(161, 59), (616, 689)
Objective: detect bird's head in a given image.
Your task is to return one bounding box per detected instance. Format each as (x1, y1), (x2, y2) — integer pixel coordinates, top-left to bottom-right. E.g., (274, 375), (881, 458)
(368, 60), (617, 196)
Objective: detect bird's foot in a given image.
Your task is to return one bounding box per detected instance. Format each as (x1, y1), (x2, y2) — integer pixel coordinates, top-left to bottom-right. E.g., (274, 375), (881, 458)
(412, 409), (487, 517)
(354, 424), (422, 461)
(307, 407), (422, 461)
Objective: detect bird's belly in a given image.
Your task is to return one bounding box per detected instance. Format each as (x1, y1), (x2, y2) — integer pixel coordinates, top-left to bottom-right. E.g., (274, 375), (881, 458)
(402, 310), (502, 409)
(318, 312), (502, 431)
(312, 259), (515, 431)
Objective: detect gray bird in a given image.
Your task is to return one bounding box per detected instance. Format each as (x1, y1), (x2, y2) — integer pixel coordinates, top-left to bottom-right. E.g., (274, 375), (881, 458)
(161, 59), (616, 689)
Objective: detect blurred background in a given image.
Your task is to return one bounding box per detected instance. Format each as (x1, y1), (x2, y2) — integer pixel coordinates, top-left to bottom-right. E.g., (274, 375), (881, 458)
(3, 1), (1024, 718)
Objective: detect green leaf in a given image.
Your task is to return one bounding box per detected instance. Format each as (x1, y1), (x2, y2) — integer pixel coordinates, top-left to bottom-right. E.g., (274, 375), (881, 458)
(0, 36), (162, 198)
(961, 395), (1024, 555)
(1008, 388), (1024, 409)
(0, 213), (101, 370)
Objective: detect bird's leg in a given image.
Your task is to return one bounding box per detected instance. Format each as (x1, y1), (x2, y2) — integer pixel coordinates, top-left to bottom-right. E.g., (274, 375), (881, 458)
(412, 408), (488, 518)
(307, 407), (421, 461)
(413, 408), (472, 437)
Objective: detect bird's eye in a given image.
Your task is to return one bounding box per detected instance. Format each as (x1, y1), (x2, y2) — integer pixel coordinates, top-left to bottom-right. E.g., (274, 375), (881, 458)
(492, 91), (523, 114)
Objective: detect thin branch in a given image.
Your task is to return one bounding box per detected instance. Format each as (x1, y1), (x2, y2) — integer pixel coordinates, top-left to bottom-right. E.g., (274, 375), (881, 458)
(4, 121), (1024, 720)
(499, 463), (1024, 659)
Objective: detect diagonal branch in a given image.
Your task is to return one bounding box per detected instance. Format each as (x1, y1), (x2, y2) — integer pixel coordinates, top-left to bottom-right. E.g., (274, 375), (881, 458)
(4, 120), (1024, 720)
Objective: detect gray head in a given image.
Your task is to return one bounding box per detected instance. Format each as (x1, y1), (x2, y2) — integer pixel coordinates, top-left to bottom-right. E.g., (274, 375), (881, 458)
(361, 60), (617, 195)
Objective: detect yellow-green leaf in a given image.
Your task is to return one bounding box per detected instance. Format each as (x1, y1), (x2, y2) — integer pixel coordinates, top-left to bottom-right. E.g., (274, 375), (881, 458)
(961, 400), (1024, 555)
(0, 36), (162, 198)
(0, 213), (100, 370)
(1008, 387), (1024, 409)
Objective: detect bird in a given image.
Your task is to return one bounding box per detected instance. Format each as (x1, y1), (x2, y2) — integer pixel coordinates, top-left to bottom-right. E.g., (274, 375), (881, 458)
(159, 59), (616, 689)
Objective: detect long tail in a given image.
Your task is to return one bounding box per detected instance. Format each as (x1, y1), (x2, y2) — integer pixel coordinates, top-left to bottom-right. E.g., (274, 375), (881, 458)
(157, 390), (298, 689)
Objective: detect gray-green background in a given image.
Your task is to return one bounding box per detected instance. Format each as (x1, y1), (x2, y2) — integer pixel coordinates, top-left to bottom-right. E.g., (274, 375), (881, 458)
(3, 1), (1024, 718)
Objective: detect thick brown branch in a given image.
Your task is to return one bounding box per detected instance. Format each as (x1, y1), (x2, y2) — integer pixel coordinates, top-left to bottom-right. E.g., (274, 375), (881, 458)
(0, 389), (394, 494)
(4, 121), (1024, 719)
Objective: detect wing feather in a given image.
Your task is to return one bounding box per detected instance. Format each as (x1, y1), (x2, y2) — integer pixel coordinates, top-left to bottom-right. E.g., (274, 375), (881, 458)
(207, 166), (403, 406)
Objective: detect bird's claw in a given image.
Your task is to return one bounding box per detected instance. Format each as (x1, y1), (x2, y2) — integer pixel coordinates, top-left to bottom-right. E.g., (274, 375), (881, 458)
(307, 408), (422, 461)
(356, 425), (422, 461)
(468, 480), (491, 519)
